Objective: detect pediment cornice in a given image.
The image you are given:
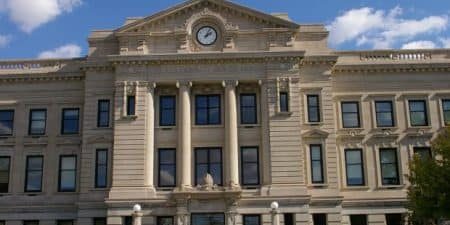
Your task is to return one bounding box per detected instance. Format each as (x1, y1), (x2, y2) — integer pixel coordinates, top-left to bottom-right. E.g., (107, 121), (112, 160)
(333, 62), (450, 74)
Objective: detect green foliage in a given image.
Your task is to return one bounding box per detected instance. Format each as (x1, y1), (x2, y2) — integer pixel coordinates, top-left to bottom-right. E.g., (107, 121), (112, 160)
(407, 127), (450, 225)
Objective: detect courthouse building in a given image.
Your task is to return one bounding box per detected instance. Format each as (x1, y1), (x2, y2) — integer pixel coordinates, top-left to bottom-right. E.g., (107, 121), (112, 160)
(0, 0), (450, 225)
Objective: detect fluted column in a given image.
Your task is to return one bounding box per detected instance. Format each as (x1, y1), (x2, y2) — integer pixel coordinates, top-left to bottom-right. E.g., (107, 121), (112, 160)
(223, 80), (239, 188)
(144, 82), (156, 188)
(177, 81), (192, 189)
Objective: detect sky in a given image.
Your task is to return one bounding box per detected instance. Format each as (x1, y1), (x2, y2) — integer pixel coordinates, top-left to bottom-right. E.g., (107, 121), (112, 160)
(0, 0), (449, 59)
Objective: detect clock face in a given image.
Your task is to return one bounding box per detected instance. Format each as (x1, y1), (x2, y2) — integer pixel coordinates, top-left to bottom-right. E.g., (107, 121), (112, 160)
(196, 26), (217, 46)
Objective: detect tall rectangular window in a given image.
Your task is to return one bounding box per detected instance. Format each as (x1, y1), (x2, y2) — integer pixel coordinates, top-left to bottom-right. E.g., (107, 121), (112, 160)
(284, 214), (294, 225)
(195, 148), (222, 185)
(240, 147), (259, 185)
(345, 149), (364, 186)
(379, 148), (400, 185)
(385, 214), (403, 225)
(307, 95), (321, 122)
(413, 147), (432, 160)
(280, 92), (289, 112)
(123, 217), (132, 225)
(195, 95), (221, 125)
(95, 149), (108, 188)
(97, 100), (110, 128)
(312, 214), (327, 225)
(58, 155), (77, 192)
(350, 215), (367, 225)
(375, 101), (394, 127)
(0, 156), (10, 193)
(158, 149), (176, 187)
(61, 108), (79, 134)
(240, 94), (257, 124)
(409, 100), (428, 126)
(29, 109), (47, 135)
(442, 99), (450, 125)
(25, 156), (43, 192)
(191, 214), (225, 225)
(157, 217), (174, 225)
(243, 215), (260, 225)
(93, 218), (107, 225)
(341, 102), (360, 128)
(0, 110), (14, 136)
(23, 221), (39, 225)
(57, 220), (73, 225)
(160, 96), (176, 126)
(310, 145), (324, 184)
(127, 96), (136, 116)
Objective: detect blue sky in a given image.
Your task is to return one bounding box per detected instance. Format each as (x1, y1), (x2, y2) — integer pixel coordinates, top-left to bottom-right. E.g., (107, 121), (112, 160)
(0, 0), (449, 59)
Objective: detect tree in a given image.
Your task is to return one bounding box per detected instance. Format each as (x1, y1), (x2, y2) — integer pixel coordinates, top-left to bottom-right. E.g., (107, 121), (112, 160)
(407, 127), (450, 225)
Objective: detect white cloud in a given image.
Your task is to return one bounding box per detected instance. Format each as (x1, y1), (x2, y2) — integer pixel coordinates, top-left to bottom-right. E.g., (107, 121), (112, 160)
(38, 44), (82, 59)
(328, 6), (449, 49)
(0, 34), (11, 48)
(401, 40), (437, 49)
(2, 0), (82, 33)
(440, 38), (450, 48)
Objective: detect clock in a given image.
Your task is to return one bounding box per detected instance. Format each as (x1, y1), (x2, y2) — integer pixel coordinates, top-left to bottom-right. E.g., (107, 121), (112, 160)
(196, 26), (217, 46)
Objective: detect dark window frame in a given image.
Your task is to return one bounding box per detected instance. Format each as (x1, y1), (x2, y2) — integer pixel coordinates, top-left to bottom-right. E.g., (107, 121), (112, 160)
(25, 155), (43, 192)
(312, 214), (327, 225)
(279, 92), (289, 112)
(58, 155), (77, 192)
(385, 214), (404, 225)
(345, 149), (365, 186)
(97, 100), (110, 128)
(191, 213), (225, 225)
(157, 216), (174, 225)
(0, 156), (10, 193)
(93, 218), (107, 225)
(95, 149), (108, 188)
(413, 147), (432, 160)
(243, 215), (261, 225)
(284, 213), (295, 225)
(310, 144), (324, 184)
(240, 93), (257, 124)
(0, 109), (14, 136)
(61, 108), (80, 135)
(159, 95), (176, 126)
(408, 100), (428, 127)
(375, 101), (395, 127)
(442, 99), (450, 126)
(195, 95), (221, 125)
(127, 95), (136, 116)
(158, 148), (176, 188)
(56, 220), (74, 225)
(240, 147), (260, 186)
(29, 109), (47, 135)
(349, 215), (367, 225)
(23, 221), (39, 225)
(379, 148), (400, 185)
(341, 102), (361, 128)
(307, 95), (321, 123)
(123, 216), (132, 225)
(194, 147), (223, 186)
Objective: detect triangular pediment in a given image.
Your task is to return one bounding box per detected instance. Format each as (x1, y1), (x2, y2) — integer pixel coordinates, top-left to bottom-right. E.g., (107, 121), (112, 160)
(301, 129), (330, 139)
(116, 0), (299, 34)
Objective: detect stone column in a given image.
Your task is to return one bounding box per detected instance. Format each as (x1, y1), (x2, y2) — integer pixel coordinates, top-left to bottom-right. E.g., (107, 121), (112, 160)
(259, 80), (272, 186)
(133, 212), (143, 225)
(223, 80), (239, 188)
(226, 199), (238, 225)
(271, 209), (280, 225)
(145, 82), (156, 188)
(177, 81), (192, 189)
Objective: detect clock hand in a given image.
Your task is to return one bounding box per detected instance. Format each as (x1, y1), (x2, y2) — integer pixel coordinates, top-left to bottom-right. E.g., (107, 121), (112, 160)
(204, 30), (212, 38)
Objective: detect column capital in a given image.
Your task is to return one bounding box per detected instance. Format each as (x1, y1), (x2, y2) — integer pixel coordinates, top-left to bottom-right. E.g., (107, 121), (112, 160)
(176, 80), (192, 88)
(222, 80), (239, 88)
(142, 81), (156, 92)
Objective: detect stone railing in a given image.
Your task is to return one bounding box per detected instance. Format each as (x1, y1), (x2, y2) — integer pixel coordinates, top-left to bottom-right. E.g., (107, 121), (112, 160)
(0, 58), (85, 74)
(360, 51), (432, 61)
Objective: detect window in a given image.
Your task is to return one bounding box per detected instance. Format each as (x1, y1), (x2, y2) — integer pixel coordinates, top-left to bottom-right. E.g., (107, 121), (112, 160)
(0, 156), (10, 193)
(240, 94), (257, 124)
(240, 147), (259, 185)
(284, 213), (294, 225)
(385, 214), (403, 225)
(123, 217), (132, 225)
(349, 215), (367, 225)
(127, 96), (136, 116)
(280, 92), (289, 112)
(0, 110), (14, 136)
(157, 217), (174, 225)
(95, 149), (108, 188)
(158, 149), (176, 187)
(25, 156), (43, 192)
(195, 95), (221, 125)
(375, 101), (394, 127)
(443, 99), (450, 125)
(195, 148), (222, 186)
(191, 214), (225, 225)
(310, 145), (324, 184)
(57, 220), (73, 225)
(413, 147), (432, 160)
(379, 149), (400, 185)
(61, 108), (79, 134)
(243, 215), (260, 225)
(341, 102), (360, 128)
(0, 221), (4, 225)
(345, 149), (365, 186)
(29, 109), (47, 135)
(307, 95), (321, 122)
(312, 214), (327, 225)
(160, 96), (176, 126)
(93, 218), (107, 225)
(58, 155), (77, 192)
(97, 100), (110, 127)
(409, 100), (428, 126)
(23, 221), (39, 225)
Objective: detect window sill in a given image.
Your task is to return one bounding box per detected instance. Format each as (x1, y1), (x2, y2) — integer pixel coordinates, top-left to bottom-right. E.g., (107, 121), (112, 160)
(156, 126), (176, 129)
(192, 124), (224, 128)
(376, 185), (404, 190)
(304, 122), (323, 126)
(238, 124), (261, 128)
(94, 127), (112, 130)
(307, 183), (328, 188)
(342, 186), (370, 191)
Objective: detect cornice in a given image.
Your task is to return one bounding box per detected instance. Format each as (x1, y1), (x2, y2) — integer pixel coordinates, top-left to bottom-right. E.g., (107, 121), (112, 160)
(0, 73), (85, 83)
(300, 55), (338, 66)
(332, 62), (450, 74)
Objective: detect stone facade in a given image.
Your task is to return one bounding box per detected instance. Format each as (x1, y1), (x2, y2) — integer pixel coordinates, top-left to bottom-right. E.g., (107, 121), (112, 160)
(0, 0), (449, 225)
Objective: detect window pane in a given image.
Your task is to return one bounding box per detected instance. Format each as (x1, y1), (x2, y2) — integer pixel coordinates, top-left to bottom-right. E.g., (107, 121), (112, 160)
(386, 214), (403, 225)
(280, 92), (289, 112)
(377, 112), (393, 127)
(343, 113), (359, 128)
(350, 215), (367, 225)
(311, 162), (323, 182)
(0, 110), (14, 135)
(210, 164), (222, 185)
(310, 146), (321, 161)
(242, 163), (258, 185)
(208, 108), (220, 124)
(443, 100), (450, 110)
(308, 107), (319, 122)
(346, 151), (362, 164)
(59, 156), (76, 191)
(32, 110), (46, 120)
(243, 216), (260, 225)
(312, 214), (327, 225)
(196, 96), (207, 108)
(376, 102), (392, 112)
(209, 96), (220, 108)
(62, 109), (79, 134)
(196, 109), (208, 125)
(242, 148), (258, 162)
(159, 165), (175, 186)
(414, 147), (432, 160)
(157, 217), (174, 225)
(196, 150), (208, 164)
(61, 157), (76, 170)
(241, 95), (256, 107)
(195, 148), (223, 186)
(64, 109), (78, 119)
(94, 218), (107, 225)
(342, 103), (358, 113)
(196, 164), (208, 184)
(26, 171), (42, 191)
(192, 214), (224, 225)
(209, 149), (222, 163)
(127, 96), (135, 115)
(409, 101), (425, 111)
(60, 171), (76, 190)
(98, 100), (110, 127)
(96, 166), (107, 187)
(160, 150), (175, 164)
(345, 150), (364, 186)
(410, 112), (426, 126)
(160, 96), (176, 126)
(96, 150), (108, 188)
(0, 157), (10, 193)
(241, 108), (256, 124)
(30, 121), (46, 134)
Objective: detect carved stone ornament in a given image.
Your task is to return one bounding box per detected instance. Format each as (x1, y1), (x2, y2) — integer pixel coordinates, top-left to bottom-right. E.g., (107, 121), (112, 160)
(199, 173), (217, 191)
